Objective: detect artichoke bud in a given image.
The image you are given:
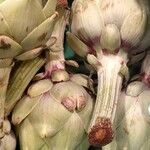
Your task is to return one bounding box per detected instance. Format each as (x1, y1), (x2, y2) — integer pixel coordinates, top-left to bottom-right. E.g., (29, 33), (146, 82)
(51, 70), (70, 82)
(71, 0), (147, 54)
(101, 24), (121, 53)
(12, 80), (94, 149)
(0, 0), (58, 59)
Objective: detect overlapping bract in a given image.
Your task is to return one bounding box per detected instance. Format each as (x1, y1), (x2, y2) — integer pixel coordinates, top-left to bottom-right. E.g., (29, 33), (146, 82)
(0, 0), (57, 61)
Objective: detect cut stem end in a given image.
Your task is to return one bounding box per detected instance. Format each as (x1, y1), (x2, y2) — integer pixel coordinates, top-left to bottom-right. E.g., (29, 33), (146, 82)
(88, 117), (114, 146)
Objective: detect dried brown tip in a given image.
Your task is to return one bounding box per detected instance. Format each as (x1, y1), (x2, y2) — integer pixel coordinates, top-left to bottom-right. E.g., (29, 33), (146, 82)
(88, 117), (114, 147)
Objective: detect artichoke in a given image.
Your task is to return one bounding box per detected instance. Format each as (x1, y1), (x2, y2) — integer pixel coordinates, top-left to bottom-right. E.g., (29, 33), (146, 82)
(67, 0), (150, 146)
(12, 7), (94, 150)
(0, 0), (58, 60)
(103, 52), (150, 150)
(12, 79), (93, 150)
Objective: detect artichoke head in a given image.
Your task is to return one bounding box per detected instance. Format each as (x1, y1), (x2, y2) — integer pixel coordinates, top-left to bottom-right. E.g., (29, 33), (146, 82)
(0, 0), (58, 60)
(12, 71), (94, 150)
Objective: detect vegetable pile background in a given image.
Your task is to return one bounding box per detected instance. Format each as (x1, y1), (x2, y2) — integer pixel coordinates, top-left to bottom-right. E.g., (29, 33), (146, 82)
(0, 0), (150, 150)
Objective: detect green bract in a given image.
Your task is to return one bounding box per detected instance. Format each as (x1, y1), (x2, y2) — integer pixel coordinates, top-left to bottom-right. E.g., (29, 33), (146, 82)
(0, 0), (57, 60)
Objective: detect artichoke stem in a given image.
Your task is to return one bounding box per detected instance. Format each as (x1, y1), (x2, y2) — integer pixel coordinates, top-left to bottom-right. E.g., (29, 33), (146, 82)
(45, 8), (70, 74)
(88, 56), (123, 147)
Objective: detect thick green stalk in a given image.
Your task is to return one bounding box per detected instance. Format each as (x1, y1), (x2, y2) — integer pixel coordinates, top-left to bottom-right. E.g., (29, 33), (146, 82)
(45, 6), (69, 73)
(5, 57), (45, 116)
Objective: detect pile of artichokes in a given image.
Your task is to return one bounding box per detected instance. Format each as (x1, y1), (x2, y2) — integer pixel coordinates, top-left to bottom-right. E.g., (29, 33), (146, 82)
(0, 0), (150, 150)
